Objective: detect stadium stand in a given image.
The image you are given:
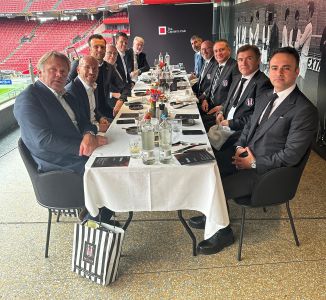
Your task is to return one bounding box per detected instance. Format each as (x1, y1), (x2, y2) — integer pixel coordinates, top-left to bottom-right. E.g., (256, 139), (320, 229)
(28, 0), (58, 12)
(0, 19), (97, 72)
(0, 0), (28, 13)
(57, 0), (107, 10)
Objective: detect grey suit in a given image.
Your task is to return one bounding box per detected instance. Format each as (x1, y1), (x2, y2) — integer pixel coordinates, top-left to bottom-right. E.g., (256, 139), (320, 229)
(14, 80), (97, 174)
(222, 87), (318, 200)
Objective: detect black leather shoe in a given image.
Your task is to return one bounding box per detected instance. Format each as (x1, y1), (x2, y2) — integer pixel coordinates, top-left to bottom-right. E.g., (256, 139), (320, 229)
(188, 215), (206, 229)
(197, 226), (234, 255)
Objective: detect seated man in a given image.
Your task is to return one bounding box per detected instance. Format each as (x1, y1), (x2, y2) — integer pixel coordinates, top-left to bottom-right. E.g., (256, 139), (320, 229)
(65, 55), (110, 133)
(198, 39), (239, 131)
(190, 35), (204, 78)
(192, 40), (216, 98)
(191, 47), (318, 255)
(67, 34), (129, 119)
(126, 36), (150, 82)
(14, 50), (112, 222)
(211, 44), (273, 176)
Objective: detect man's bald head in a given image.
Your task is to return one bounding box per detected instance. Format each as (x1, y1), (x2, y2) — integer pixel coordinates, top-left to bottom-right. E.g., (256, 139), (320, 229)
(77, 55), (99, 86)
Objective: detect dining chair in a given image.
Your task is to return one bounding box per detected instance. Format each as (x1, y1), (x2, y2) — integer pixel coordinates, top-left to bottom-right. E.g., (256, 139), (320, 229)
(18, 138), (85, 258)
(233, 148), (311, 261)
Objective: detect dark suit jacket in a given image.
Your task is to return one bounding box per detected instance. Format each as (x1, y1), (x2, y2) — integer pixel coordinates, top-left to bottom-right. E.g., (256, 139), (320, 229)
(237, 87), (318, 174)
(192, 57), (216, 97)
(126, 48), (150, 75)
(67, 60), (130, 118)
(200, 58), (239, 107)
(116, 51), (132, 84)
(65, 77), (103, 123)
(222, 70), (272, 131)
(13, 80), (96, 174)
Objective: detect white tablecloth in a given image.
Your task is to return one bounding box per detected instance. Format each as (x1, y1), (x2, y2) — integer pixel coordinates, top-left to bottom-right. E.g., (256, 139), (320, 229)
(84, 82), (230, 240)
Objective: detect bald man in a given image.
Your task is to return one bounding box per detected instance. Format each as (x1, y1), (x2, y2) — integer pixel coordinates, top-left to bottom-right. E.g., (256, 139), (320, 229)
(65, 55), (110, 132)
(192, 40), (216, 97)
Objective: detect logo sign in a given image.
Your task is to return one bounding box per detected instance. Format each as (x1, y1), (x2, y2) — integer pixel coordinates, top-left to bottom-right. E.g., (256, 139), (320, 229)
(83, 241), (96, 264)
(0, 79), (12, 85)
(158, 26), (167, 35)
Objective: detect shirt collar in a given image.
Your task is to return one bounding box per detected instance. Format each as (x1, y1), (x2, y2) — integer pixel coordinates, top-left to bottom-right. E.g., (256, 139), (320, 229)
(39, 79), (66, 98)
(274, 83), (296, 100)
(118, 49), (125, 57)
(78, 75), (97, 91)
(241, 68), (259, 81)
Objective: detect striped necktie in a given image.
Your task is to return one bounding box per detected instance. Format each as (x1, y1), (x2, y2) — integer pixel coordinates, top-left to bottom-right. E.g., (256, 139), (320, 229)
(210, 65), (222, 99)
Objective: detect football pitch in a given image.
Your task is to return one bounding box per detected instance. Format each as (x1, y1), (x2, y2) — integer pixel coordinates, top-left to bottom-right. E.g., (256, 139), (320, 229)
(0, 81), (29, 104)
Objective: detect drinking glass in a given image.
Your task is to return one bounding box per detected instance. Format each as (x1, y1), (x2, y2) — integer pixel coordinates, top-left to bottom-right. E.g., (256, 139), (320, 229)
(129, 137), (141, 158)
(171, 119), (182, 143)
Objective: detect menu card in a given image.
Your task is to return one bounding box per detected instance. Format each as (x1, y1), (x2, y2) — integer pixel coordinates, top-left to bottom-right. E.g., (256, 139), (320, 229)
(91, 156), (130, 168)
(174, 150), (215, 165)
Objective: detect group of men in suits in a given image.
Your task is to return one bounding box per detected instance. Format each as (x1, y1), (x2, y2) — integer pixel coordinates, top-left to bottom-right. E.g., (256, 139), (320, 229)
(189, 40), (318, 255)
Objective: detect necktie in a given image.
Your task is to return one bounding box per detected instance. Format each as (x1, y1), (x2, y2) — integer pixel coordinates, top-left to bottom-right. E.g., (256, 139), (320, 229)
(259, 93), (279, 126)
(232, 78), (247, 107)
(210, 65), (222, 99)
(199, 61), (208, 85)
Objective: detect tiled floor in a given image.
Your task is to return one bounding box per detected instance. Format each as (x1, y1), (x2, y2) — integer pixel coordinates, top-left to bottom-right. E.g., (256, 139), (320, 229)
(1, 128), (325, 299)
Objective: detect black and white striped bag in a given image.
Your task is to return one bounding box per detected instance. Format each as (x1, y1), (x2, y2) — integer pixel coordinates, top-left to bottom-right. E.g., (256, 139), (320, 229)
(72, 222), (125, 285)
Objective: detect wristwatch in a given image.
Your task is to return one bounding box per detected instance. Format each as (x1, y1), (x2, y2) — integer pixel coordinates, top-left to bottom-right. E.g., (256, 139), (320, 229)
(251, 159), (256, 169)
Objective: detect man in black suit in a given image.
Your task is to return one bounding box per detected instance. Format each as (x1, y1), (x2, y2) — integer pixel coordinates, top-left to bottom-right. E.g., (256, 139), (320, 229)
(192, 40), (216, 98)
(194, 47), (318, 255)
(198, 39), (239, 130)
(115, 31), (132, 85)
(126, 36), (150, 82)
(65, 55), (110, 133)
(67, 34), (129, 119)
(212, 45), (273, 176)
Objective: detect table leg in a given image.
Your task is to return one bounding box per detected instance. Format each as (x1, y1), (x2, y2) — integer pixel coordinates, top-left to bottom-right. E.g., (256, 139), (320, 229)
(122, 211), (133, 230)
(177, 210), (197, 256)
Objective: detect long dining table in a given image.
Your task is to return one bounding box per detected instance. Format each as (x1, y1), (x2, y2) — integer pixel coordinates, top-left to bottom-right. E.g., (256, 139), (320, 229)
(83, 68), (230, 255)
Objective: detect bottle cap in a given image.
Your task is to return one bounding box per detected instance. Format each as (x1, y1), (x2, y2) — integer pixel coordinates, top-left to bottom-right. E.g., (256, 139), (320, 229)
(159, 103), (165, 110)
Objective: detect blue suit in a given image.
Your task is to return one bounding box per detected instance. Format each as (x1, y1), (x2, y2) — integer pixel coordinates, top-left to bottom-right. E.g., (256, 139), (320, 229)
(14, 80), (96, 174)
(194, 52), (204, 77)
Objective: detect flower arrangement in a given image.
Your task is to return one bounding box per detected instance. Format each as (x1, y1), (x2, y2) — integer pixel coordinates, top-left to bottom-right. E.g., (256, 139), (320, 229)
(159, 61), (166, 70)
(146, 89), (162, 102)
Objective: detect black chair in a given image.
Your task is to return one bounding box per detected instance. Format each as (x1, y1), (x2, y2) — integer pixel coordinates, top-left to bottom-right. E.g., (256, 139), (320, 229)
(234, 148), (311, 261)
(18, 138), (85, 258)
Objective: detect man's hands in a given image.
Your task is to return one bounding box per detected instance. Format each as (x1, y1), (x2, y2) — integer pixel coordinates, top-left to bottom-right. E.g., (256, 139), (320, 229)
(113, 99), (124, 116)
(130, 70), (139, 77)
(201, 99), (209, 112)
(79, 133), (108, 156)
(232, 147), (255, 170)
(207, 105), (222, 115)
(98, 117), (110, 133)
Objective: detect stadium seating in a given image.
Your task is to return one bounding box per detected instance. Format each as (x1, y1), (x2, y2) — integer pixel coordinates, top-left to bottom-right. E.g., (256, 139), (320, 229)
(57, 0), (106, 10)
(28, 0), (58, 12)
(0, 19), (96, 72)
(0, 0), (28, 13)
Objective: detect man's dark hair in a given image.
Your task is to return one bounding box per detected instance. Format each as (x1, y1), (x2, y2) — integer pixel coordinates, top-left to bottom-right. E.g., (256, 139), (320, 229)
(285, 8), (290, 21)
(88, 34), (106, 47)
(295, 10), (300, 20)
(308, 1), (314, 18)
(190, 35), (202, 42)
(237, 44), (261, 59)
(116, 32), (128, 41)
(270, 47), (300, 67)
(215, 39), (231, 49)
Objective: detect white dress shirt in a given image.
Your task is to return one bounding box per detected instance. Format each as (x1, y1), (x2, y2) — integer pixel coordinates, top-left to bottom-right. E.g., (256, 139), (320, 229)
(259, 83), (296, 123)
(118, 50), (128, 82)
(78, 76), (97, 124)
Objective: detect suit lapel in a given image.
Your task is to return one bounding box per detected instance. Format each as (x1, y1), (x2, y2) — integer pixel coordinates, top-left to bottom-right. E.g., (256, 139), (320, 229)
(225, 75), (241, 113)
(74, 77), (91, 119)
(213, 58), (232, 93)
(236, 72), (261, 108)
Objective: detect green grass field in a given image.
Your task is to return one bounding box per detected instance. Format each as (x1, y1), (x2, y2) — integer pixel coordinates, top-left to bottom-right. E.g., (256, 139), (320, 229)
(0, 81), (30, 104)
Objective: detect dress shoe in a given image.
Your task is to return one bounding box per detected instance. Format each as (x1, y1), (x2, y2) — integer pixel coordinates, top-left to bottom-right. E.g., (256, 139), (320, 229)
(197, 226), (234, 255)
(188, 215), (206, 229)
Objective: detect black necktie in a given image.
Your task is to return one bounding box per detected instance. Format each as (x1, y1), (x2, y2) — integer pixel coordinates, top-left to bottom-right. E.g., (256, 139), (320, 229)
(259, 93), (279, 126)
(232, 78), (247, 107)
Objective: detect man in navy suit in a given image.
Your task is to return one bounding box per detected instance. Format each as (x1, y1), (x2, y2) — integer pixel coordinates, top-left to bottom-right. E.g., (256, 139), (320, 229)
(194, 47), (318, 255)
(67, 34), (129, 119)
(115, 32), (133, 86)
(65, 55), (110, 133)
(192, 40), (216, 98)
(198, 39), (239, 130)
(14, 51), (107, 175)
(213, 44), (273, 176)
(126, 36), (150, 82)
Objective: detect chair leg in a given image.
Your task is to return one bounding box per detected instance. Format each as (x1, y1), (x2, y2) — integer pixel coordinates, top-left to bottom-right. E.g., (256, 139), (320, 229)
(56, 210), (61, 222)
(45, 209), (52, 258)
(237, 207), (246, 261)
(286, 201), (300, 247)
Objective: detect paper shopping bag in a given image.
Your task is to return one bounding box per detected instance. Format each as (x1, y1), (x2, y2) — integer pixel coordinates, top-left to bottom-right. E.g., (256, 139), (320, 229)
(72, 221), (125, 285)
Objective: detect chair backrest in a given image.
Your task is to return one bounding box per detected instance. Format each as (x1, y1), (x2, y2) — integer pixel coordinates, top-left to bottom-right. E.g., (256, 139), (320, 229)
(18, 138), (85, 210)
(250, 147), (311, 207)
